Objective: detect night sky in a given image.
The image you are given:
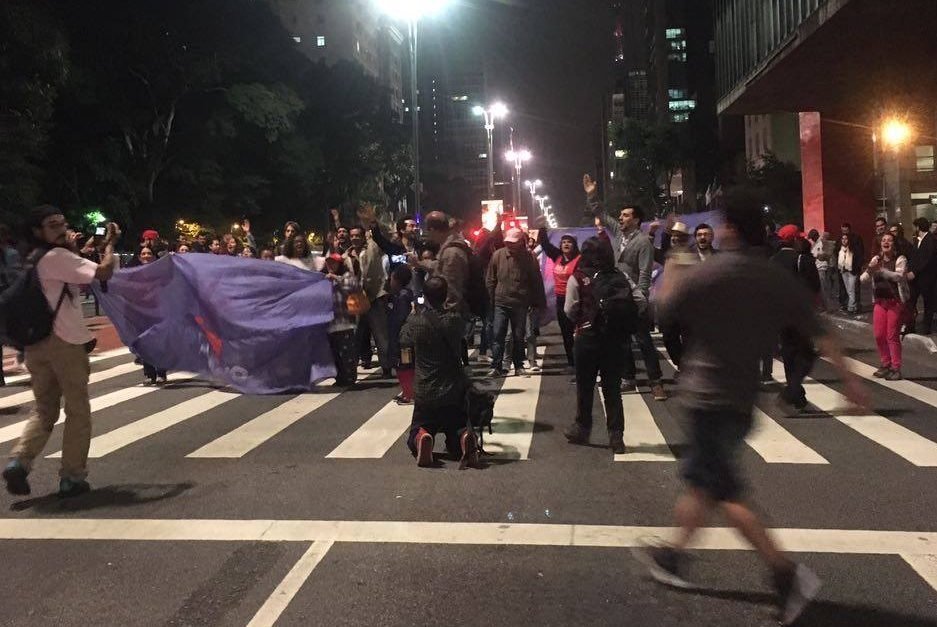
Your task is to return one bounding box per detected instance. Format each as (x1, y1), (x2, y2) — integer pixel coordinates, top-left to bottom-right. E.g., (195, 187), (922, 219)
(422, 0), (615, 223)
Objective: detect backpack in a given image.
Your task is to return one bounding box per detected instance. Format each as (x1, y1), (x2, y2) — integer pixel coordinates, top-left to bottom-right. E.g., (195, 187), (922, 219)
(445, 240), (488, 317)
(0, 248), (69, 348)
(588, 268), (639, 336)
(796, 253), (821, 295)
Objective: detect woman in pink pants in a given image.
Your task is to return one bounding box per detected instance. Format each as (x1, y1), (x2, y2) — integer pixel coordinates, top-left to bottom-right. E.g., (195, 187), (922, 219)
(862, 233), (910, 380)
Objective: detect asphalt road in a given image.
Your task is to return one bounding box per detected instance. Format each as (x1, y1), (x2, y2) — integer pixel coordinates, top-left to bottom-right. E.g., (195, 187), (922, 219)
(1, 323), (936, 626)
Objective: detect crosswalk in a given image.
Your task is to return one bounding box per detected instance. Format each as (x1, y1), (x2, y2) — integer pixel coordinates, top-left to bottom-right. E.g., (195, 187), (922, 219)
(2, 344), (937, 471)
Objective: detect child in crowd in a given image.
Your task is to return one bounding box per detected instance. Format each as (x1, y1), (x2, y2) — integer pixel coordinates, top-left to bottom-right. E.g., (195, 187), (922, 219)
(324, 252), (359, 387)
(387, 265), (415, 404)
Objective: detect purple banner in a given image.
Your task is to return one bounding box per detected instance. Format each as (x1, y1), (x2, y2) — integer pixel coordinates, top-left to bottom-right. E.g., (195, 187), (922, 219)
(94, 254), (336, 394)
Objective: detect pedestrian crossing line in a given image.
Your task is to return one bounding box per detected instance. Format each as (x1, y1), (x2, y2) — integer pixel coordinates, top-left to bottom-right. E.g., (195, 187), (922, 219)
(189, 392), (342, 458)
(483, 347), (546, 460)
(826, 355), (937, 410)
(246, 540), (334, 627)
(1, 347), (133, 386)
(607, 390), (676, 462)
(47, 389), (239, 459)
(746, 408), (829, 464)
(0, 361), (142, 411)
(901, 554), (937, 592)
(774, 359), (937, 466)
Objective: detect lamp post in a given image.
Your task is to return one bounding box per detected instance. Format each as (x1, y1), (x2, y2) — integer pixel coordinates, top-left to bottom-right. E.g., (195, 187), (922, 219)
(535, 195), (549, 214)
(505, 149), (531, 213)
(374, 0), (451, 218)
(472, 102), (508, 199)
(881, 117), (914, 220)
(524, 179), (542, 216)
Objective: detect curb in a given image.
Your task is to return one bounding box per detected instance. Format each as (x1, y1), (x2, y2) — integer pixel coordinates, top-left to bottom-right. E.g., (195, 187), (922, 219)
(821, 313), (937, 356)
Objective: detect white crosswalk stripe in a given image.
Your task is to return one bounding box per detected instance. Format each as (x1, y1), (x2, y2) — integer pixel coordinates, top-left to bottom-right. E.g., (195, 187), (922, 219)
(1, 347), (132, 386)
(607, 389), (675, 462)
(326, 400), (413, 459)
(827, 354), (937, 409)
(0, 361), (140, 411)
(774, 358), (937, 466)
(47, 390), (238, 459)
(482, 346), (546, 460)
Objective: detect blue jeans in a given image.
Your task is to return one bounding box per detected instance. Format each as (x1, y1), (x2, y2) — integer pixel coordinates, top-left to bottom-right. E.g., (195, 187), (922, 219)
(491, 305), (527, 370)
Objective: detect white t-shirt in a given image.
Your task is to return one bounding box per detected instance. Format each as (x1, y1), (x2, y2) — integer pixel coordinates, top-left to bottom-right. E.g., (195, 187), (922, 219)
(275, 255), (325, 272)
(36, 247), (99, 345)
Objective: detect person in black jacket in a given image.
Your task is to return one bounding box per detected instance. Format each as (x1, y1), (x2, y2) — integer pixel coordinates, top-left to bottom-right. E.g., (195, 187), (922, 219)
(906, 217), (937, 335)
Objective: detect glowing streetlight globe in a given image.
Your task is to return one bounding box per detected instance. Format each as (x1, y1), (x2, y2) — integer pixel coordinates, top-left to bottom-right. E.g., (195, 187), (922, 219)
(472, 105), (484, 116)
(373, 0), (451, 21)
(490, 102), (508, 118)
(882, 118), (913, 149)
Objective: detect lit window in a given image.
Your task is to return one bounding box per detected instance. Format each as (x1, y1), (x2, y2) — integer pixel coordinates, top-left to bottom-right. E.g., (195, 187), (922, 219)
(479, 153), (488, 159)
(668, 52), (687, 62)
(669, 40), (686, 51)
(292, 35), (302, 44)
(317, 35), (326, 47)
(614, 149), (626, 159)
(668, 89), (686, 99)
(666, 28), (685, 40)
(669, 99), (696, 111)
(671, 113), (690, 123)
(916, 145), (935, 172)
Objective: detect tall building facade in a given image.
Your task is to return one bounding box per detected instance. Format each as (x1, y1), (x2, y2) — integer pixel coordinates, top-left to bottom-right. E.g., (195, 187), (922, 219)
(714, 0), (937, 238)
(267, 0), (405, 121)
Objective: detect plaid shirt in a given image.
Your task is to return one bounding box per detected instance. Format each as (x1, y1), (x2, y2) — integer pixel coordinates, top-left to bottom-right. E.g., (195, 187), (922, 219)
(399, 307), (465, 408)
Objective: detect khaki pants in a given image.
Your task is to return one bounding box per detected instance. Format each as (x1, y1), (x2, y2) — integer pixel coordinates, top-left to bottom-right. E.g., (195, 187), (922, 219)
(12, 335), (92, 480)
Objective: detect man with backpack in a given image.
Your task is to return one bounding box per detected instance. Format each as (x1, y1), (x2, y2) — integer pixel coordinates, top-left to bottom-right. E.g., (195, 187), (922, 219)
(771, 224), (821, 411)
(2, 205), (120, 498)
(485, 228), (546, 377)
(563, 236), (643, 454)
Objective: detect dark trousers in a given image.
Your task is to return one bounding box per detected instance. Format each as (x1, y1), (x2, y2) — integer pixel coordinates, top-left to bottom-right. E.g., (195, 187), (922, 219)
(779, 329), (815, 406)
(355, 295), (391, 369)
(907, 276), (937, 335)
(574, 332), (624, 434)
(491, 304), (527, 370)
(622, 316), (663, 382)
(406, 403), (468, 457)
(142, 363), (166, 380)
(660, 321), (684, 369)
(556, 295), (575, 366)
(329, 329), (358, 385)
(479, 308), (494, 355)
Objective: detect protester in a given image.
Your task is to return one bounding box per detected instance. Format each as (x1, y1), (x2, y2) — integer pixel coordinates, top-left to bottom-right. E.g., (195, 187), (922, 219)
(191, 232), (209, 253)
(385, 265), (415, 404)
(276, 234), (322, 271)
(692, 223), (717, 260)
(473, 221), (504, 361)
(209, 237), (223, 255)
(562, 236), (644, 454)
(874, 216), (888, 252)
(888, 223), (914, 261)
(906, 217), (937, 335)
(240, 246), (256, 259)
(537, 225), (580, 372)
(326, 211), (350, 255)
(635, 199), (866, 626)
(323, 252), (360, 387)
(658, 221), (695, 371)
(400, 276), (478, 468)
(862, 232), (909, 380)
(223, 233), (239, 256)
(260, 248), (275, 261)
(835, 232), (862, 314)
(931, 221), (937, 236)
(523, 235), (544, 372)
(344, 224), (392, 377)
(586, 176), (665, 400)
(807, 229), (832, 310)
(485, 228), (546, 377)
(3, 206), (120, 498)
(175, 243), (191, 254)
(131, 245), (168, 384)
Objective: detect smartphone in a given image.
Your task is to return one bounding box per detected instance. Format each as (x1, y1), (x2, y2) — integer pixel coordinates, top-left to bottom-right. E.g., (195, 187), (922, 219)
(95, 226), (106, 236)
(417, 296), (425, 305)
(391, 254), (408, 265)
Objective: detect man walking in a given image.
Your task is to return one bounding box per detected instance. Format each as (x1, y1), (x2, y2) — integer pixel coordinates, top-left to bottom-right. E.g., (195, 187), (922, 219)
(3, 205), (120, 498)
(486, 228), (546, 377)
(586, 178), (665, 400)
(634, 200), (866, 625)
(907, 217), (937, 335)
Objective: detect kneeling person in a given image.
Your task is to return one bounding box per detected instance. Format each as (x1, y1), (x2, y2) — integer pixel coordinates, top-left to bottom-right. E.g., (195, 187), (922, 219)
(401, 276), (478, 467)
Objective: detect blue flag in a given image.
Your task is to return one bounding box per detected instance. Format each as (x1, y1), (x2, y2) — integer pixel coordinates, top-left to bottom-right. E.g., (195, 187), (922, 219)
(93, 254), (336, 394)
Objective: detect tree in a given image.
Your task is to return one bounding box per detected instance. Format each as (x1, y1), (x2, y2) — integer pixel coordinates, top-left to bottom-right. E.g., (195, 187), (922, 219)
(726, 152), (803, 226)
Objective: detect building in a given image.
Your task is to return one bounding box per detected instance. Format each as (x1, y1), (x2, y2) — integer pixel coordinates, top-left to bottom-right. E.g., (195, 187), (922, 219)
(267, 0), (405, 121)
(715, 0), (937, 239)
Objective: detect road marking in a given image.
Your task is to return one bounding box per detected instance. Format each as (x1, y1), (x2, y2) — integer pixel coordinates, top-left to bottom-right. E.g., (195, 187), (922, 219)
(901, 554), (937, 592)
(605, 389), (675, 462)
(775, 359), (937, 466)
(827, 355), (937, 410)
(0, 518), (936, 561)
(47, 389), (238, 458)
(0, 361), (140, 411)
(483, 346), (546, 460)
(247, 540), (334, 627)
(189, 392), (342, 458)
(1, 348), (133, 386)
(746, 408), (829, 464)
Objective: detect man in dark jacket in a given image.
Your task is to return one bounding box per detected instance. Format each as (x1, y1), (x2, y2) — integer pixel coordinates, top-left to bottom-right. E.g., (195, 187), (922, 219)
(907, 217), (937, 335)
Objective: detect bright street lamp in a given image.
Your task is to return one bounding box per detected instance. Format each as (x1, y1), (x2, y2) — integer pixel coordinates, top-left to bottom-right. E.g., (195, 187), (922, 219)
(473, 102), (509, 199)
(880, 117), (915, 219)
(374, 0), (452, 217)
(505, 149), (532, 212)
(524, 179), (542, 216)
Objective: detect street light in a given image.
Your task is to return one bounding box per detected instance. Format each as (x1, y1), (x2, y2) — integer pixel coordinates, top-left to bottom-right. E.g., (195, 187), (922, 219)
(524, 179), (542, 216)
(881, 117), (915, 219)
(374, 0), (452, 217)
(505, 149), (531, 213)
(473, 102), (509, 199)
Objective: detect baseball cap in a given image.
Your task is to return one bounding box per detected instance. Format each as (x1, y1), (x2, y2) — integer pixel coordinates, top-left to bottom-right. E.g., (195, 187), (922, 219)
(504, 228), (524, 243)
(142, 229), (160, 241)
(777, 224), (801, 241)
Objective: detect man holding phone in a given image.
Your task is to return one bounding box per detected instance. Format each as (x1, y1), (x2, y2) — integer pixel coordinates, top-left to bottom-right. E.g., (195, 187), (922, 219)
(3, 205), (121, 498)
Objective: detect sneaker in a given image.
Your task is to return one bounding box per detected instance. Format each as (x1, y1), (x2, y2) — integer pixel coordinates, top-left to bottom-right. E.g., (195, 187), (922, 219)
(774, 563), (822, 626)
(415, 429), (434, 467)
(156, 374), (167, 386)
(514, 367), (527, 377)
(145, 375), (157, 386)
(651, 382), (667, 401)
(872, 366), (891, 378)
(563, 422), (590, 445)
(395, 396), (413, 406)
(621, 379), (637, 394)
(460, 431), (479, 468)
(486, 368), (507, 378)
(885, 369), (903, 381)
(2, 460), (30, 496)
(609, 431), (625, 454)
(631, 540), (692, 589)
(58, 477), (91, 498)
(528, 364), (542, 373)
